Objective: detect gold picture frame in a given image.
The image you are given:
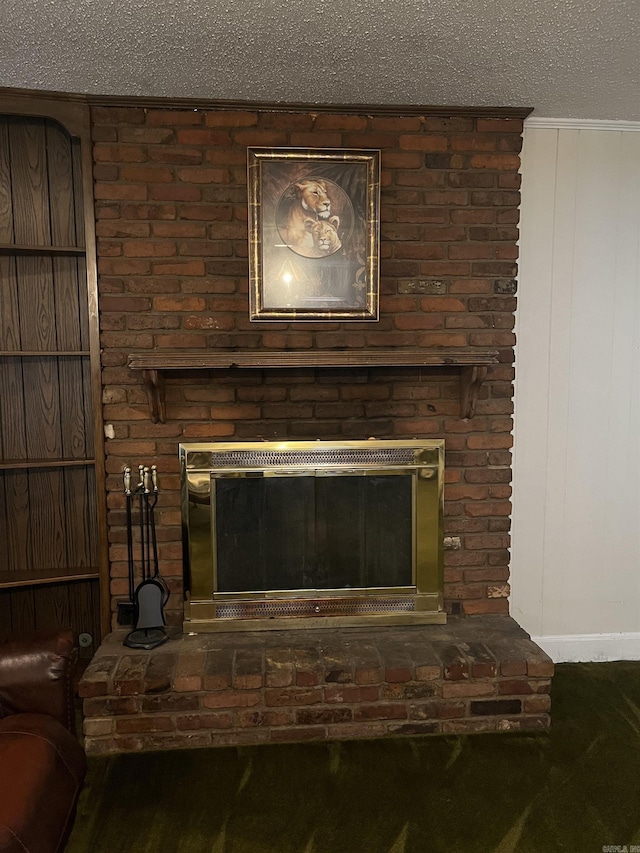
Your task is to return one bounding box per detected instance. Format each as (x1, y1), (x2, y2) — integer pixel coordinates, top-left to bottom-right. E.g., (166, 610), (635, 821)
(248, 147), (380, 322)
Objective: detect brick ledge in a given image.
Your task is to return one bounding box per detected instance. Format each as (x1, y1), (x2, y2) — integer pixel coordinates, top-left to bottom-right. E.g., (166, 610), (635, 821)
(80, 615), (553, 753)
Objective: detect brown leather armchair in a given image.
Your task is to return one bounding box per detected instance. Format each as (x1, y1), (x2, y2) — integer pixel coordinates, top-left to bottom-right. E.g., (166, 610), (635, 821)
(0, 631), (87, 853)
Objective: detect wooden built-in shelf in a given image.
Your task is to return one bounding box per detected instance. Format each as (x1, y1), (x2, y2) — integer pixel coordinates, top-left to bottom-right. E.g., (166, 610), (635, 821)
(128, 348), (499, 422)
(0, 242), (86, 255)
(0, 566), (100, 590)
(0, 458), (96, 471)
(0, 98), (110, 642)
(0, 350), (90, 357)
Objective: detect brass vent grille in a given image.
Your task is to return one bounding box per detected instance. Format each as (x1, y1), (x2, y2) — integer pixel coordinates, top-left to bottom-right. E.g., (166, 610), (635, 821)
(215, 597), (416, 620)
(209, 448), (417, 469)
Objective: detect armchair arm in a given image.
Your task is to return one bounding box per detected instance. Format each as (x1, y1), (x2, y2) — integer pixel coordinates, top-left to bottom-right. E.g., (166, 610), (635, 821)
(0, 630), (78, 733)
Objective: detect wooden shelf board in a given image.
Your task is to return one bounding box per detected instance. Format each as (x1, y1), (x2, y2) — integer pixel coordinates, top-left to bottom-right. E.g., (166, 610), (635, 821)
(0, 351), (90, 357)
(127, 349), (499, 423)
(0, 458), (96, 471)
(0, 566), (100, 590)
(0, 242), (86, 255)
(128, 348), (499, 371)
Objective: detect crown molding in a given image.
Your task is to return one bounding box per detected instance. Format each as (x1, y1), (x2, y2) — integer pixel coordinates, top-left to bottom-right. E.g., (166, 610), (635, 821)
(526, 116), (640, 132)
(0, 86), (533, 120)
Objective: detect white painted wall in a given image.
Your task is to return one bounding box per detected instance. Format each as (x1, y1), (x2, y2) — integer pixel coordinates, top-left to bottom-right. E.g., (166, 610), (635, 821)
(511, 119), (640, 662)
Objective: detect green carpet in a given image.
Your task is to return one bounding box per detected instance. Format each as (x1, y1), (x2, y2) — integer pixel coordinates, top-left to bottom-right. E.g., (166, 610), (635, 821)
(67, 662), (640, 852)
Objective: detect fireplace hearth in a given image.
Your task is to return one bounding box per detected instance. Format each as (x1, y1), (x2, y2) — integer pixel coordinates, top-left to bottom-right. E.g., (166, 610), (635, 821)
(79, 615), (553, 754)
(181, 440), (445, 631)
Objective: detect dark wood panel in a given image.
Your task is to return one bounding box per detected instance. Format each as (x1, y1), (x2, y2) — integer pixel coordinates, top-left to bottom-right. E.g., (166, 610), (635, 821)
(0, 358), (27, 459)
(0, 475), (8, 572)
(0, 579), (100, 654)
(9, 588), (36, 631)
(1, 467), (98, 577)
(0, 119), (20, 350)
(85, 466), (99, 566)
(33, 582), (71, 631)
(0, 255), (20, 350)
(0, 117), (14, 241)
(0, 589), (12, 633)
(11, 119), (57, 350)
(3, 470), (30, 571)
(16, 254), (57, 350)
(63, 466), (95, 567)
(71, 138), (85, 247)
(70, 580), (101, 658)
(52, 256), (82, 350)
(48, 123), (84, 353)
(22, 357), (62, 457)
(77, 256), (90, 349)
(29, 469), (66, 570)
(59, 357), (88, 458)
(81, 355), (95, 455)
(46, 120), (75, 247)
(8, 118), (50, 245)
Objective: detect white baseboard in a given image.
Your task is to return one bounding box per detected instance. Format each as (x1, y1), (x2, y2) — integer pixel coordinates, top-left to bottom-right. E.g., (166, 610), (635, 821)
(532, 633), (640, 663)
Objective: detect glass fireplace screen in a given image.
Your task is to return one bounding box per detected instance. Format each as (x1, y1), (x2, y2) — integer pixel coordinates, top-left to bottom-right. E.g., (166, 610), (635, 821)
(180, 440), (445, 628)
(216, 474), (413, 593)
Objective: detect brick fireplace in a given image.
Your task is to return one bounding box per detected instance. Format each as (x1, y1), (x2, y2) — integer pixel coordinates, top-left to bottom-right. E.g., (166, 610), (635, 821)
(80, 102), (553, 752)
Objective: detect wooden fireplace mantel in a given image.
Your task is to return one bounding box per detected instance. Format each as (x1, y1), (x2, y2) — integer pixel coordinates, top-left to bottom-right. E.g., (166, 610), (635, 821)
(127, 349), (500, 423)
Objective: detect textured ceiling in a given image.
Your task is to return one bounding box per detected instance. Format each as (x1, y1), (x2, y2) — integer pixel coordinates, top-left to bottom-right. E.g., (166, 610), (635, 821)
(1, 0), (639, 120)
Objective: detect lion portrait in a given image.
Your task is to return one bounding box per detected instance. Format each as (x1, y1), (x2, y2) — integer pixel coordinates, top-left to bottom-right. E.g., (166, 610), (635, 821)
(303, 215), (342, 258)
(282, 179), (332, 252)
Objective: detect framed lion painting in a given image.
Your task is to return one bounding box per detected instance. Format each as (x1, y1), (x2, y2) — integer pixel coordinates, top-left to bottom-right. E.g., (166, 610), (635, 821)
(247, 148), (380, 321)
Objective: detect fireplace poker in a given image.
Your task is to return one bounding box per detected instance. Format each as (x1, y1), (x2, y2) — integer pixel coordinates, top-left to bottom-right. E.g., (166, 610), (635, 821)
(138, 465), (147, 582)
(123, 467), (134, 604)
(149, 466), (165, 585)
(124, 464), (170, 651)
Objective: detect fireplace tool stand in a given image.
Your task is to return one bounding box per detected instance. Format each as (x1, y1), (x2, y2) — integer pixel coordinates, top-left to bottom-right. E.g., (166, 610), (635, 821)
(123, 465), (170, 650)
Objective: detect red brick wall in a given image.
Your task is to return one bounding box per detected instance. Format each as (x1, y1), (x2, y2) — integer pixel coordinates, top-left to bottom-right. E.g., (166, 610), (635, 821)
(91, 106), (522, 627)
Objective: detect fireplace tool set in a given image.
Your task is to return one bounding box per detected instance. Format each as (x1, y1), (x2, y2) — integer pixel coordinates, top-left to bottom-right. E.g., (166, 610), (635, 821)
(122, 465), (170, 650)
